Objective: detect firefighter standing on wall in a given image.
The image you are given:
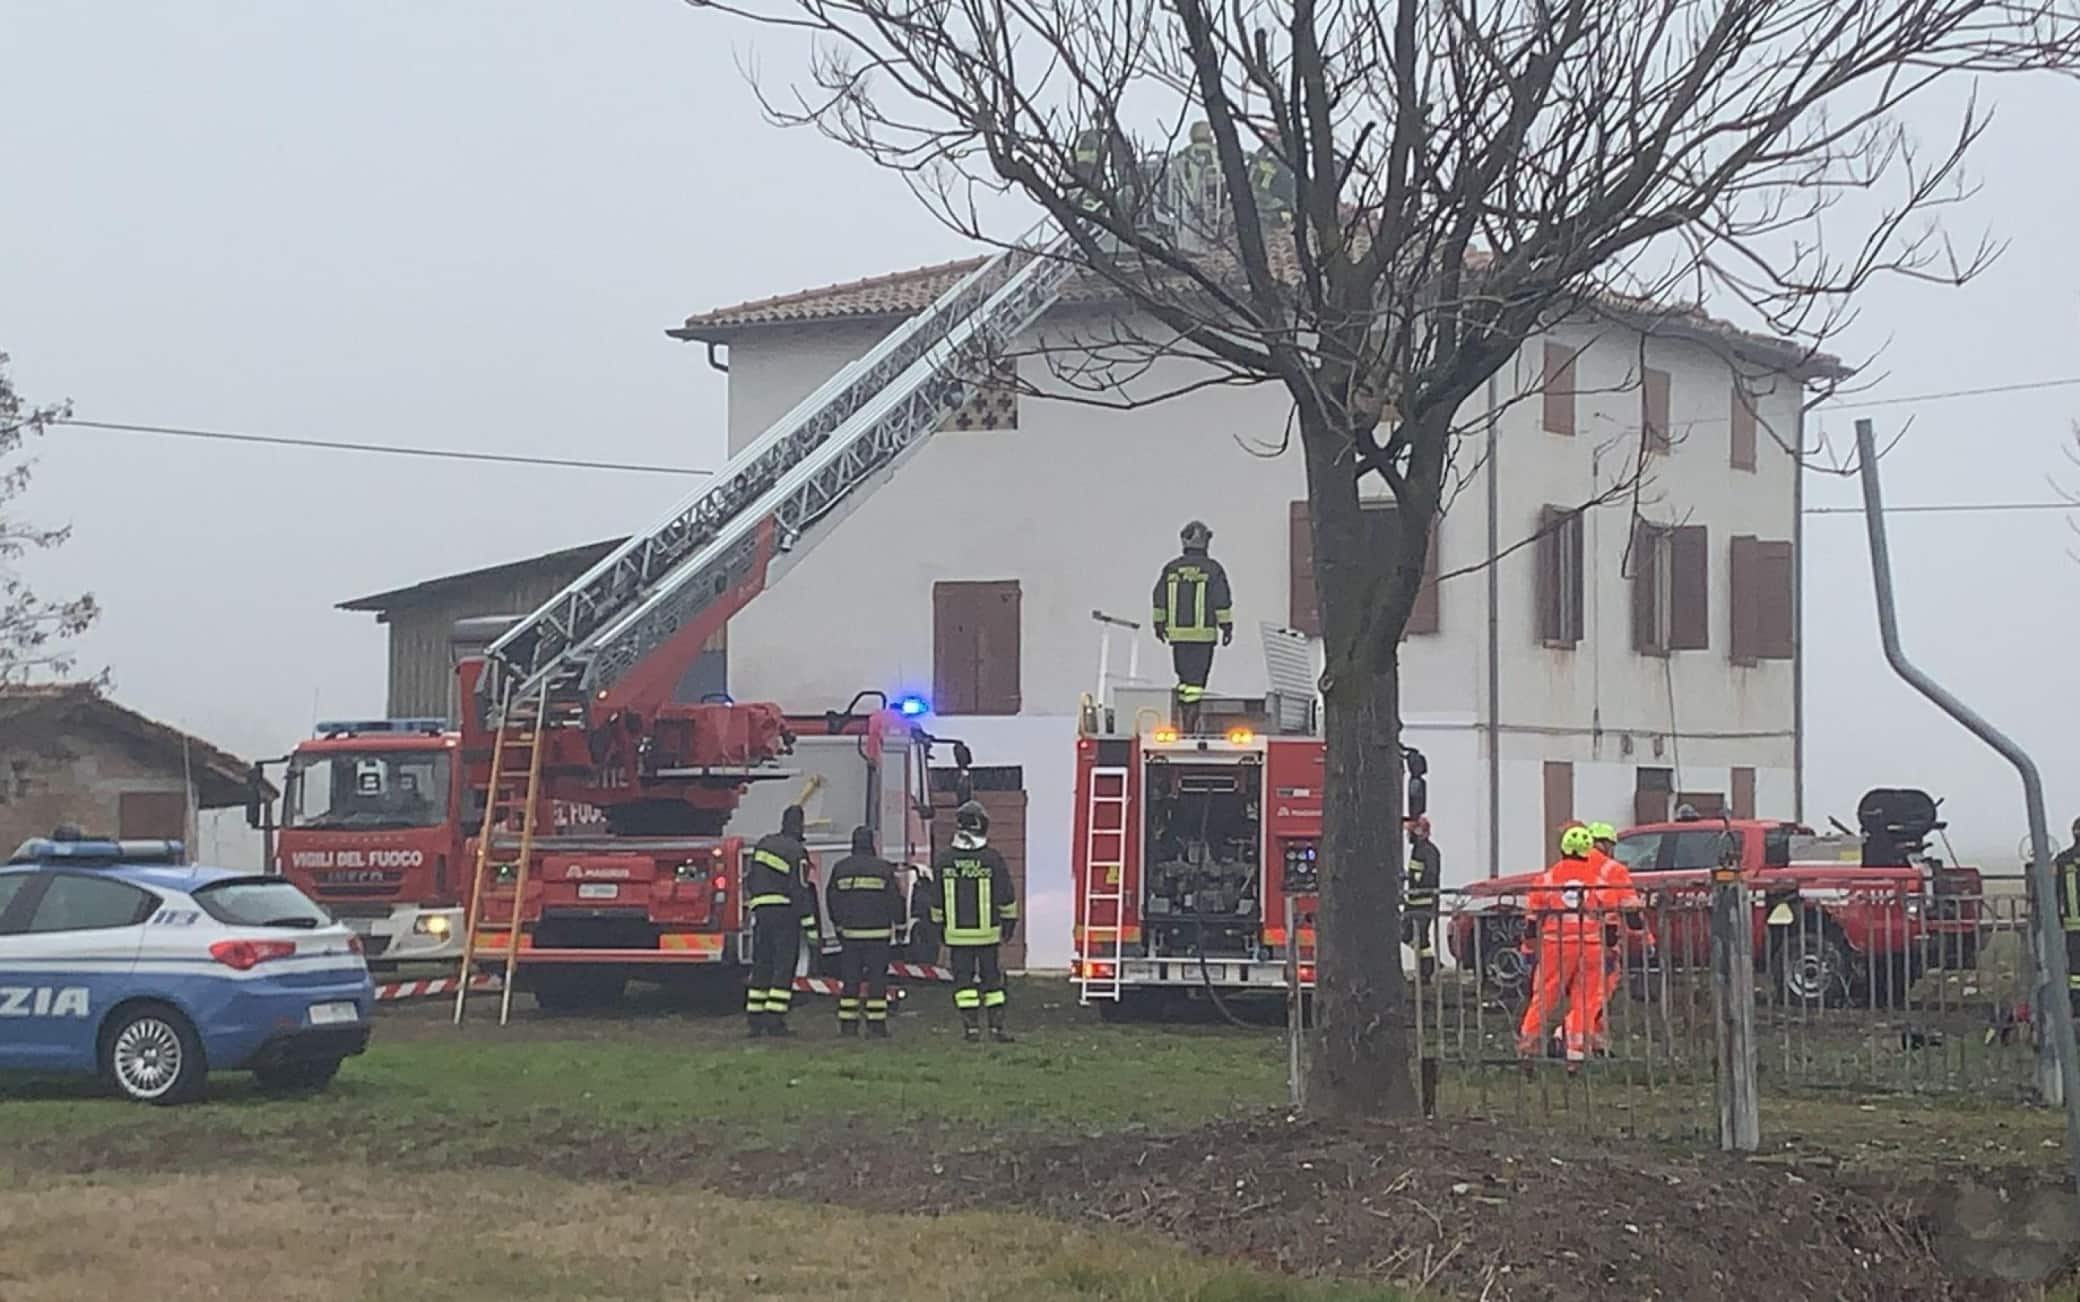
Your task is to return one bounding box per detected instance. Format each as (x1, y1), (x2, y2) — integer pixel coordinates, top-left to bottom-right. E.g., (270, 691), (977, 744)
(2055, 817), (2080, 1016)
(1517, 824), (1608, 1063)
(1403, 816), (1440, 984)
(827, 825), (902, 1039)
(932, 800), (1019, 1043)
(745, 805), (817, 1037)
(1153, 520), (1234, 733)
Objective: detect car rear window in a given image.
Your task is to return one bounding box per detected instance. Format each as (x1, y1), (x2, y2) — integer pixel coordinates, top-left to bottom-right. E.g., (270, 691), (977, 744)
(193, 878), (332, 929)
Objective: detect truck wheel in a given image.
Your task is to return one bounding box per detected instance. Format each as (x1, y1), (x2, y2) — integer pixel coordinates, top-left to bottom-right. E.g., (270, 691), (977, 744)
(1776, 927), (1851, 1007)
(255, 1057), (343, 1094)
(529, 971), (628, 1013)
(101, 1002), (207, 1105)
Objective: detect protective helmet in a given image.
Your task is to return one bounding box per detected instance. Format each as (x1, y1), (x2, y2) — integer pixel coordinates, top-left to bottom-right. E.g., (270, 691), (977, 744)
(1587, 821), (1617, 844)
(780, 805), (805, 838)
(1190, 121), (1212, 145)
(955, 799), (990, 836)
(850, 825), (876, 855)
(1560, 825), (1595, 858)
(1180, 519), (1213, 549)
(1406, 815), (1431, 839)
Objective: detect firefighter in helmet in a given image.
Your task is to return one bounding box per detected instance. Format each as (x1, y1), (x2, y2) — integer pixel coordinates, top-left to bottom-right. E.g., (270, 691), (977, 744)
(745, 805), (818, 1037)
(827, 824), (903, 1038)
(932, 800), (1019, 1043)
(1152, 520), (1234, 733)
(1403, 815), (1440, 984)
(2054, 816), (2080, 1015)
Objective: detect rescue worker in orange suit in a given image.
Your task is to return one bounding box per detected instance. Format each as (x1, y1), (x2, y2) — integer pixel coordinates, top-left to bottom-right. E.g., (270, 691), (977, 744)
(1402, 816), (1441, 984)
(1152, 520), (1234, 734)
(932, 800), (1019, 1043)
(2054, 817), (2080, 1016)
(1586, 821), (1653, 1054)
(745, 805), (817, 1037)
(1517, 825), (1608, 1062)
(828, 825), (902, 1039)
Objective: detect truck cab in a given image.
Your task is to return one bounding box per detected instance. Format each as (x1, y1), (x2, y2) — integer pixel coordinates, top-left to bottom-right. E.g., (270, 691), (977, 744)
(274, 719), (468, 968)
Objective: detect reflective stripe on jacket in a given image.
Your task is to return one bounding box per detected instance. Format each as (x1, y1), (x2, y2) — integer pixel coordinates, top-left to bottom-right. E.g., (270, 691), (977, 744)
(931, 835), (1019, 947)
(1152, 552), (1233, 643)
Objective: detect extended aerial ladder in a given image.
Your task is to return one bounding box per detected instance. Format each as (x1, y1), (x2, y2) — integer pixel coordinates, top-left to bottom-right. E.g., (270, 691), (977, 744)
(451, 228), (1075, 1022)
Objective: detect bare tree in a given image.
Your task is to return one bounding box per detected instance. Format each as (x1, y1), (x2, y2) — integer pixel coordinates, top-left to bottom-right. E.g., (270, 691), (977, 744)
(694, 0), (2078, 1116)
(0, 353), (96, 687)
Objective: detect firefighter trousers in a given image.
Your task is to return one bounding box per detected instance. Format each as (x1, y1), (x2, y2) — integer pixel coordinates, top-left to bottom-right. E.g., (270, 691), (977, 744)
(838, 938), (892, 1030)
(747, 905), (800, 1029)
(950, 944), (1007, 1029)
(1517, 938), (1606, 1061)
(1400, 909), (1436, 983)
(1171, 642), (1215, 730)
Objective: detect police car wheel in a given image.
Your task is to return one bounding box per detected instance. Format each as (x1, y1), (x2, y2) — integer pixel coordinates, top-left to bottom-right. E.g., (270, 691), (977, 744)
(254, 1057), (342, 1094)
(102, 1004), (205, 1105)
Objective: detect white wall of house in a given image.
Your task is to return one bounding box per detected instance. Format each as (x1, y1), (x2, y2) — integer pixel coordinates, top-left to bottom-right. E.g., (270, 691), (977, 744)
(714, 299), (1808, 969)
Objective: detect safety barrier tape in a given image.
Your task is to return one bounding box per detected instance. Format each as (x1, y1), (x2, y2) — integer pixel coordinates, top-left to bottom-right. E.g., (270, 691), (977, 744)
(373, 974), (500, 1002)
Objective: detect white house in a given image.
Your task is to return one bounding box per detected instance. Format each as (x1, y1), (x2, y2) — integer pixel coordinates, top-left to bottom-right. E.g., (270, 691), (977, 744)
(669, 257), (1841, 967)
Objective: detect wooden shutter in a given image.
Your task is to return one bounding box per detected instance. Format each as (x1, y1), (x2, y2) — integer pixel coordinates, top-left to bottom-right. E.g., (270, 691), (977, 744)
(976, 582), (1022, 713)
(1731, 767), (1757, 820)
(1643, 367), (1671, 453)
(1632, 522), (1662, 654)
(932, 581), (1021, 715)
(1289, 500), (1319, 636)
(1542, 343), (1576, 436)
(1542, 761), (1574, 857)
(1536, 507), (1564, 644)
(1634, 767), (1673, 826)
(1756, 540), (1795, 660)
(1729, 535), (1759, 665)
(1668, 525), (1709, 651)
(1730, 386), (1757, 471)
(119, 791), (187, 840)
(932, 583), (977, 714)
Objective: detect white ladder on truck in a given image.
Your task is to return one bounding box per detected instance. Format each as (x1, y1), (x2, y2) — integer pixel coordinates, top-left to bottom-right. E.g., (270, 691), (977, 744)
(483, 225), (1076, 712)
(1077, 765), (1131, 1005)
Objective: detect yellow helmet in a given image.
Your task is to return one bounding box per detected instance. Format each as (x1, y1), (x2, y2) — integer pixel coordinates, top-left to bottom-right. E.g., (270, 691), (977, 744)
(1559, 825), (1595, 858)
(1587, 822), (1617, 843)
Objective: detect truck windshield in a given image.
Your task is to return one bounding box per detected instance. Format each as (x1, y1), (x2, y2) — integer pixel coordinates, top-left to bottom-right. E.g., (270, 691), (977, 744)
(286, 750), (451, 830)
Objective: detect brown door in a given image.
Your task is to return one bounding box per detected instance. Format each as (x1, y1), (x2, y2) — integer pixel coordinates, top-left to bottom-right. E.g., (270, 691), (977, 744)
(119, 791), (188, 841)
(930, 781), (1029, 971)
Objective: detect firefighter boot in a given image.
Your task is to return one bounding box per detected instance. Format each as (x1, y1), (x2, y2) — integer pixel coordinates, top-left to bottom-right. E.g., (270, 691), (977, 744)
(746, 1013), (764, 1038)
(866, 1020), (891, 1040)
(988, 1008), (1015, 1044)
(838, 1019), (860, 1038)
(961, 1009), (982, 1043)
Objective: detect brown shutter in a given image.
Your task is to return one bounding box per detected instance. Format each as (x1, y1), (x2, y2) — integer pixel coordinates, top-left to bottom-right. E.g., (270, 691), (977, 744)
(1392, 511), (1440, 636)
(1542, 761), (1574, 857)
(1289, 500), (1319, 636)
(1730, 386), (1757, 471)
(977, 581), (1022, 714)
(1643, 367), (1671, 453)
(1634, 767), (1673, 825)
(1542, 343), (1576, 436)
(1731, 767), (1757, 820)
(119, 791), (187, 840)
(1729, 535), (1758, 666)
(1757, 540), (1796, 660)
(1536, 507), (1562, 643)
(932, 583), (976, 714)
(1632, 523), (1662, 653)
(1668, 525), (1709, 651)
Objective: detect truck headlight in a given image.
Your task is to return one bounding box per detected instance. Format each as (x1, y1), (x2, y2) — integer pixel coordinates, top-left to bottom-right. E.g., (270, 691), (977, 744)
(415, 915), (453, 937)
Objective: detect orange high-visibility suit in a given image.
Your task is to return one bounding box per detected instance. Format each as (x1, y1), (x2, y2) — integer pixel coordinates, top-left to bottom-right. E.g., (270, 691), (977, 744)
(1588, 850), (1651, 1052)
(1516, 851), (1607, 1061)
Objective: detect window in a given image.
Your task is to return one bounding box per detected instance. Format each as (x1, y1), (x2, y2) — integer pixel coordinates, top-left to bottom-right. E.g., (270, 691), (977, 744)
(1634, 767), (1673, 825)
(1542, 342), (1577, 436)
(1730, 386), (1757, 471)
(119, 791), (187, 841)
(0, 873), (29, 928)
(1668, 828), (1739, 871)
(932, 580), (1022, 715)
(194, 879), (331, 929)
(1288, 501), (1439, 638)
(1632, 523), (1708, 654)
(1642, 366), (1671, 453)
(1612, 832), (1666, 874)
(1731, 767), (1757, 820)
(25, 875), (155, 934)
(1729, 536), (1796, 664)
(1535, 506), (1584, 646)
(1542, 761), (1574, 857)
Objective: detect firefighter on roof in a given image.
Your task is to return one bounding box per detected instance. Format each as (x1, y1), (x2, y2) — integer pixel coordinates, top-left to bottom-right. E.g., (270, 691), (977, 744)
(1403, 816), (1440, 984)
(932, 800), (1019, 1043)
(1152, 520), (1233, 733)
(828, 824), (902, 1038)
(745, 804), (816, 1037)
(2055, 817), (2080, 1015)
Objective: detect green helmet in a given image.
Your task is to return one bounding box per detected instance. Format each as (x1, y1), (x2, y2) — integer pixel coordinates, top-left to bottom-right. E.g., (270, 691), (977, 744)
(1587, 822), (1617, 844)
(1559, 825), (1594, 858)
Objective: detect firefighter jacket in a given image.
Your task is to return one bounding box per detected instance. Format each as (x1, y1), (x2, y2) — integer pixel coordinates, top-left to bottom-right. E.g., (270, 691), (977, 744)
(2057, 844), (2080, 932)
(1405, 840), (1440, 913)
(826, 852), (903, 942)
(748, 832), (814, 928)
(1152, 551), (1234, 644)
(932, 833), (1019, 947)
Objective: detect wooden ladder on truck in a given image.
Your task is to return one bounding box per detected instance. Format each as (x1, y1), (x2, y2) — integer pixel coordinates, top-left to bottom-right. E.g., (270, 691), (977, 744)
(1077, 765), (1131, 1006)
(452, 680), (552, 1027)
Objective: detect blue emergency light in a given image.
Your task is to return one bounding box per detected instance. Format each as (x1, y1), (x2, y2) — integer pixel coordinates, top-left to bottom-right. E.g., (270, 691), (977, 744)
(315, 718), (446, 737)
(894, 693), (931, 718)
(9, 837), (187, 867)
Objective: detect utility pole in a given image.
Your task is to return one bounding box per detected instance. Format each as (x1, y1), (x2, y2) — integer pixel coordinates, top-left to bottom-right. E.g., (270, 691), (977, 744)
(1853, 418), (2080, 1190)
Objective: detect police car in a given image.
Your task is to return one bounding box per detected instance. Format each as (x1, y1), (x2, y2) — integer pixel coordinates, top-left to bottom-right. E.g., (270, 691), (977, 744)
(0, 836), (374, 1104)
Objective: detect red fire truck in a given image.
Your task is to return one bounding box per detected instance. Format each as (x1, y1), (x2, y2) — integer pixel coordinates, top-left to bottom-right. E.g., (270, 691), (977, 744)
(1072, 721), (1328, 1014)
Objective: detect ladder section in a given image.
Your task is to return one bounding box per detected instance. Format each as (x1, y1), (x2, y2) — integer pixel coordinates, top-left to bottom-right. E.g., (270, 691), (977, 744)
(489, 229), (1075, 708)
(452, 681), (552, 1027)
(1078, 766), (1131, 1005)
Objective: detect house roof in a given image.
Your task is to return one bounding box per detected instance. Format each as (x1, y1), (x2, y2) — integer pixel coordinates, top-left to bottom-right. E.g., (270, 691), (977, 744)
(0, 685), (273, 808)
(338, 539), (628, 614)
(670, 247), (1849, 381)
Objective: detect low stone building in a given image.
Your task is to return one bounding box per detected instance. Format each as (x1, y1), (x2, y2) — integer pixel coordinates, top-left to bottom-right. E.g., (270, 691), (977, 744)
(0, 685), (268, 852)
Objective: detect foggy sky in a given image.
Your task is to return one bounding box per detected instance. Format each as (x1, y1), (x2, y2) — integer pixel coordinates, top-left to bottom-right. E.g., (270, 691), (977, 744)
(3, 3), (2074, 869)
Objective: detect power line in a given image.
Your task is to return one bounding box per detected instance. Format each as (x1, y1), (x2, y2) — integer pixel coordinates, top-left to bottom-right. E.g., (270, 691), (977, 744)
(1804, 500), (2072, 516)
(1817, 376), (2080, 410)
(54, 418), (714, 478)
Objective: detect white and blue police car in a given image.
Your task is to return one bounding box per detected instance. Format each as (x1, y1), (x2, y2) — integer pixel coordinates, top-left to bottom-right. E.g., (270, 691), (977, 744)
(0, 835), (374, 1104)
